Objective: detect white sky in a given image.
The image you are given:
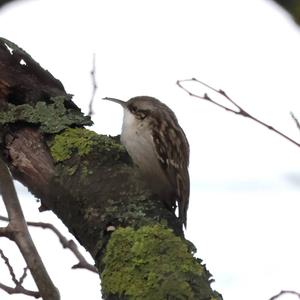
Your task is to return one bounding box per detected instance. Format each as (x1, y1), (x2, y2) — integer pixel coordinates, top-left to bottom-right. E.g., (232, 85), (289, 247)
(1, 0), (300, 299)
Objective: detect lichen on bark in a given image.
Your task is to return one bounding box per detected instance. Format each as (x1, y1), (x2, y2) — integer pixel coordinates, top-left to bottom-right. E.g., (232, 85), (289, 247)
(0, 96), (92, 133)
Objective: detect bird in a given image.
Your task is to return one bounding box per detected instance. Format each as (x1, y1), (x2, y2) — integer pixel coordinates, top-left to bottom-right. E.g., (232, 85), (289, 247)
(103, 96), (190, 227)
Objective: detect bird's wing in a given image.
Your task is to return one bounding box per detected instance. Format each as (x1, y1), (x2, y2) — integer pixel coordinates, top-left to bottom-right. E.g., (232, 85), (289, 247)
(151, 116), (190, 226)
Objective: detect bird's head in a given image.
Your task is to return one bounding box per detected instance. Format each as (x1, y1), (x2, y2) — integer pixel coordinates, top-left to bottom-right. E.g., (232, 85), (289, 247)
(103, 96), (170, 120)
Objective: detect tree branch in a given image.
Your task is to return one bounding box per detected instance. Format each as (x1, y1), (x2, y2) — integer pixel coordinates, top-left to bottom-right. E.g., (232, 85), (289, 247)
(290, 112), (300, 132)
(177, 78), (300, 148)
(0, 159), (60, 299)
(0, 282), (40, 298)
(0, 224), (13, 239)
(269, 290), (300, 300)
(88, 53), (98, 116)
(0, 248), (19, 285)
(0, 248), (36, 296)
(0, 215), (98, 273)
(18, 266), (29, 286)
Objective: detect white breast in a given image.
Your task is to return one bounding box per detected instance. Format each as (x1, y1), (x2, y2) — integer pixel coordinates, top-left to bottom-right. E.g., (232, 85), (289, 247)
(121, 109), (155, 168)
(120, 109), (169, 190)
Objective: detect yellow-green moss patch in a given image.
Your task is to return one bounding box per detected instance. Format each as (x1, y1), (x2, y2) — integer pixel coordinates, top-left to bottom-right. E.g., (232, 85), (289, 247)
(50, 128), (126, 162)
(101, 225), (219, 300)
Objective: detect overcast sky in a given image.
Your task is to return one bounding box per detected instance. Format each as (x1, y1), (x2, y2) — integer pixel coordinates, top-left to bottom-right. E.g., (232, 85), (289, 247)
(1, 0), (300, 299)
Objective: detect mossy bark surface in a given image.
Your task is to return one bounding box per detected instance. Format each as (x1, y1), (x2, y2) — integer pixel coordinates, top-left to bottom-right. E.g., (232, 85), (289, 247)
(0, 38), (222, 299)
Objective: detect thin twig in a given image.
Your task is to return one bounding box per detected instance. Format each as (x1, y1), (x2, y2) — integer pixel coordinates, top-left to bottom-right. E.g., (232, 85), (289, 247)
(88, 53), (98, 116)
(269, 290), (300, 300)
(0, 159), (60, 299)
(0, 249), (37, 297)
(0, 215), (97, 273)
(0, 249), (30, 288)
(177, 78), (300, 148)
(18, 266), (29, 286)
(290, 112), (300, 132)
(0, 248), (18, 285)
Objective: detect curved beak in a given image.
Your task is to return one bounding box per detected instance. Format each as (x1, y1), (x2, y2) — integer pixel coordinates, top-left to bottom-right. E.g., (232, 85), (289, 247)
(103, 97), (126, 107)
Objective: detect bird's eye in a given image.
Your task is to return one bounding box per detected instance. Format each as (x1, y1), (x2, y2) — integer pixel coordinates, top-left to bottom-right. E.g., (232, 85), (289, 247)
(139, 112), (146, 120)
(129, 105), (137, 113)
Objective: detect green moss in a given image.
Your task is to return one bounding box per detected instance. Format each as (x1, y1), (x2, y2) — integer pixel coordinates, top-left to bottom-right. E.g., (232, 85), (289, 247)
(50, 128), (126, 162)
(101, 225), (218, 300)
(0, 96), (92, 133)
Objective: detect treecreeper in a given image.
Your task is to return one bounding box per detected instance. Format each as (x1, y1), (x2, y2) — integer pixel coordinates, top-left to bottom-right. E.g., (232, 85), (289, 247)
(104, 96), (190, 227)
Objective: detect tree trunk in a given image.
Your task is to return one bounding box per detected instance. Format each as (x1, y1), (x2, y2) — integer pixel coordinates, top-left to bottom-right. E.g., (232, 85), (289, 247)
(0, 38), (222, 300)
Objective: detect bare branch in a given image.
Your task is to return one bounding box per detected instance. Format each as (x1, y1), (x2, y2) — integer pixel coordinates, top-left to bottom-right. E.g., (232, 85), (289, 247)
(18, 266), (29, 286)
(0, 249), (39, 298)
(0, 224), (13, 239)
(269, 290), (300, 300)
(0, 159), (60, 299)
(0, 249), (30, 286)
(177, 78), (240, 114)
(88, 53), (98, 116)
(0, 282), (40, 298)
(0, 215), (98, 273)
(0, 248), (18, 285)
(290, 112), (300, 132)
(27, 221), (98, 273)
(177, 78), (300, 148)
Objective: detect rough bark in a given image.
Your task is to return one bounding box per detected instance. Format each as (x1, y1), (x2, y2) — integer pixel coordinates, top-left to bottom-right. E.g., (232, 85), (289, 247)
(0, 38), (222, 299)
